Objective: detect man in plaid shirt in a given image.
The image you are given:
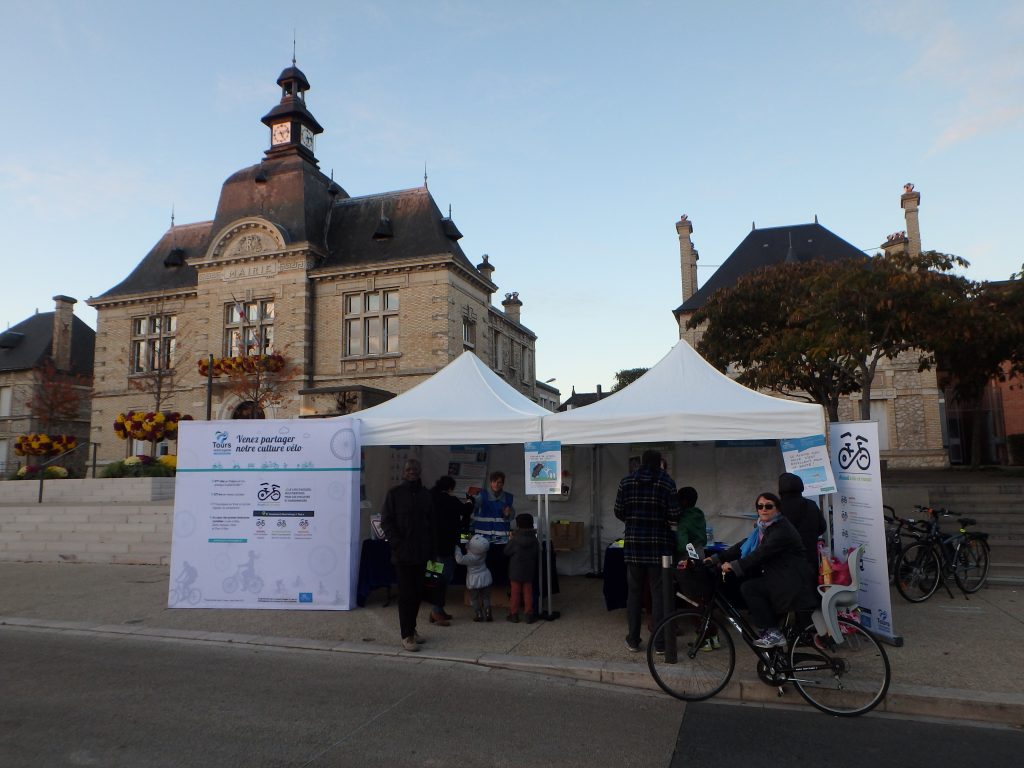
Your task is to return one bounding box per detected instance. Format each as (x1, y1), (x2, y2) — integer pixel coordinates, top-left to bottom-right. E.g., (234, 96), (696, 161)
(614, 449), (680, 653)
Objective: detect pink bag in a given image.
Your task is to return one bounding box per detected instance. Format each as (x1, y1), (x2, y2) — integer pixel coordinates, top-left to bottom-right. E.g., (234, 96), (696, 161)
(830, 556), (852, 586)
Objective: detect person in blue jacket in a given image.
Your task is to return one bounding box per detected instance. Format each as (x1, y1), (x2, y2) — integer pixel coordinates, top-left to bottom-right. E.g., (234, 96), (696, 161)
(472, 470), (514, 585)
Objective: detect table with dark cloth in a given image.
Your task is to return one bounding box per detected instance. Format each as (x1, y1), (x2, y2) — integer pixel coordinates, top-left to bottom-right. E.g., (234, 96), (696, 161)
(355, 538), (395, 607)
(603, 545), (627, 610)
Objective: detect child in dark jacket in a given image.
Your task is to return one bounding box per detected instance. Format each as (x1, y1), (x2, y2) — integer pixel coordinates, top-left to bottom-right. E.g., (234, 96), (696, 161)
(504, 513), (540, 623)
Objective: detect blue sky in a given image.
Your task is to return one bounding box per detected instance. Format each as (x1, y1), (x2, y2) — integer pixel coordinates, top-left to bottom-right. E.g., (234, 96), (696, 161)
(3, 1), (1022, 397)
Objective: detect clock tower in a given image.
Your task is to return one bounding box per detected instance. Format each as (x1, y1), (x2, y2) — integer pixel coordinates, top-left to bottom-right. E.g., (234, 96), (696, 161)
(260, 59), (324, 164)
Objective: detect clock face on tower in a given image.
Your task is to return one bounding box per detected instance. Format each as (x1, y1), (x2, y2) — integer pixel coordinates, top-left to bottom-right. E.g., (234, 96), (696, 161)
(300, 125), (314, 152)
(271, 122), (291, 146)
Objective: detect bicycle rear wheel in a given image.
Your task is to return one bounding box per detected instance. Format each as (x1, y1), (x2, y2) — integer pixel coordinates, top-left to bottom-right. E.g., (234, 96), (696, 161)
(790, 619), (890, 716)
(647, 609), (735, 701)
(895, 542), (940, 602)
(953, 536), (990, 593)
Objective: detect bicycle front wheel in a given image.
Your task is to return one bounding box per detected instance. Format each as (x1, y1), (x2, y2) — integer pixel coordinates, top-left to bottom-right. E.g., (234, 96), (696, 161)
(791, 619), (890, 716)
(954, 536), (990, 593)
(647, 609), (735, 701)
(895, 542), (940, 602)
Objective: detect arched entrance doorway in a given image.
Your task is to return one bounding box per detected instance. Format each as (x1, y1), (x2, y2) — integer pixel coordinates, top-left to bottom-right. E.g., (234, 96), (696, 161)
(232, 401), (266, 419)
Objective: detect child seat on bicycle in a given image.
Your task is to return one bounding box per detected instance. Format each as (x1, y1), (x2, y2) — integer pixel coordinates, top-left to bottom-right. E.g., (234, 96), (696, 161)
(813, 544), (864, 643)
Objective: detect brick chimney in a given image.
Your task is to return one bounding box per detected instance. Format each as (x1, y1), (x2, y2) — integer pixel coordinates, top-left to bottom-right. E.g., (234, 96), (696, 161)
(901, 183), (921, 257)
(880, 231), (908, 258)
(476, 254), (495, 283)
(676, 214), (698, 303)
(51, 295), (76, 371)
(501, 291), (522, 324)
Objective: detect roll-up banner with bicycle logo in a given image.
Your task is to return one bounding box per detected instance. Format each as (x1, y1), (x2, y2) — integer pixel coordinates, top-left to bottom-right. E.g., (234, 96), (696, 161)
(828, 421), (896, 641)
(168, 418), (361, 610)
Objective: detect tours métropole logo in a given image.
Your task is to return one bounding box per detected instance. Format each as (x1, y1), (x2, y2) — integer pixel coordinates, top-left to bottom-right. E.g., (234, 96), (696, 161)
(212, 430), (232, 455)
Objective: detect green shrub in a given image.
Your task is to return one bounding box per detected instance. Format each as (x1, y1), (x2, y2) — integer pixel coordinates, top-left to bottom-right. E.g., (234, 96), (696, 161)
(11, 465), (73, 480)
(101, 455), (176, 478)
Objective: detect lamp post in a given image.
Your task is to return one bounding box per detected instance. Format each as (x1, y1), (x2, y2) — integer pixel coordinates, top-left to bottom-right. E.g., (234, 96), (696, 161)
(206, 354), (214, 420)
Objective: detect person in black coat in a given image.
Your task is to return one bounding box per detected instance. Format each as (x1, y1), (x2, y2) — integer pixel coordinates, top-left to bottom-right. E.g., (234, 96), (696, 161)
(429, 474), (473, 626)
(381, 459), (434, 652)
(708, 492), (811, 649)
(778, 472), (826, 581)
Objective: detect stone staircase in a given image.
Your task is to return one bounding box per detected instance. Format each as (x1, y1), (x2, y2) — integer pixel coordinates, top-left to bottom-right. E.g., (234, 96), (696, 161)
(0, 478), (174, 565)
(883, 475), (1024, 586)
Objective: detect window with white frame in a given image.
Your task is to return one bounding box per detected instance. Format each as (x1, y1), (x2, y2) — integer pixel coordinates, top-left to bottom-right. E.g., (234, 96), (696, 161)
(462, 317), (476, 349)
(0, 385), (11, 417)
(225, 300), (275, 357)
(343, 290), (399, 356)
(131, 314), (177, 373)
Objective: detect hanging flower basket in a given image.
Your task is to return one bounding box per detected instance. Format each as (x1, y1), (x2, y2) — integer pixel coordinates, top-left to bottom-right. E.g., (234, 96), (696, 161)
(14, 433), (77, 456)
(113, 411), (193, 443)
(197, 353), (286, 377)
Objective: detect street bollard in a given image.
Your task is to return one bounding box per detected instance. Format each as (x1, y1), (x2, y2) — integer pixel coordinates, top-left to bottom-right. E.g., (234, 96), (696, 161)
(662, 554), (677, 662)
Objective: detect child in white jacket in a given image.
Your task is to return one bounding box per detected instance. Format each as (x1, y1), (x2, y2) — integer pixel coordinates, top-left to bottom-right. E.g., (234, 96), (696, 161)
(455, 534), (493, 622)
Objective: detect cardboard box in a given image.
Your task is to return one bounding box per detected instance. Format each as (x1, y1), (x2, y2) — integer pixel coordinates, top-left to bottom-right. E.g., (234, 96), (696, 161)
(550, 520), (584, 551)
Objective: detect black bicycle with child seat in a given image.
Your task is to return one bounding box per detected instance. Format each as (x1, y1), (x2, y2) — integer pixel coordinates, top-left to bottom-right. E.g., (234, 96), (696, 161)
(646, 554), (890, 716)
(893, 506), (991, 602)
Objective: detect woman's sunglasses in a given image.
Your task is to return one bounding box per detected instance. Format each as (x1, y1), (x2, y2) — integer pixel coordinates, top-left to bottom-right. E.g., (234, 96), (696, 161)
(756, 503), (776, 510)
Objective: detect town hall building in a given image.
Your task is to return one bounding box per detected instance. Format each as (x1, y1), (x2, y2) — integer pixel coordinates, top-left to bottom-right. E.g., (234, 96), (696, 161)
(88, 62), (541, 464)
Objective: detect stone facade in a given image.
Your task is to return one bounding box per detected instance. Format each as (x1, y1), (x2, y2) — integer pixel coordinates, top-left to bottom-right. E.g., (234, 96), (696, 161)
(87, 63), (540, 465)
(0, 297), (94, 476)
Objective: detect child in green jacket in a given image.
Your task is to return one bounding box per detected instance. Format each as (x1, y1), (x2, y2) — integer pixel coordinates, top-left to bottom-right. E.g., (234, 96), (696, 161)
(675, 486), (707, 556)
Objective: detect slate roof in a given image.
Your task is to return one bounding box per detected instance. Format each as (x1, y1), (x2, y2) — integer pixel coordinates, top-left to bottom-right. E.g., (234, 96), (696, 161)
(675, 222), (867, 316)
(319, 186), (477, 274)
(94, 221), (210, 300)
(556, 389), (607, 412)
(0, 312), (95, 375)
(92, 64), (487, 304)
(93, 169), (481, 301)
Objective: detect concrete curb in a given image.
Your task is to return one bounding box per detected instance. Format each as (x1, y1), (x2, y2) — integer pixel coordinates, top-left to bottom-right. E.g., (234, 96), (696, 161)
(4, 616), (1022, 726)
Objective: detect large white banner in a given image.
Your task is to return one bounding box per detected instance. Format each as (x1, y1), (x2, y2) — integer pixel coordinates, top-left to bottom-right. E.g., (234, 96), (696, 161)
(168, 418), (361, 610)
(828, 421), (896, 641)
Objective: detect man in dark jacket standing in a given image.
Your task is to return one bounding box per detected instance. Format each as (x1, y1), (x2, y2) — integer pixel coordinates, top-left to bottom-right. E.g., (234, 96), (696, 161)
(614, 450), (680, 653)
(381, 459), (434, 652)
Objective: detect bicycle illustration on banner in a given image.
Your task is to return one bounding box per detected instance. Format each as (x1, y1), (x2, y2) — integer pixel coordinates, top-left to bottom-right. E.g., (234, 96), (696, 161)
(837, 432), (871, 471)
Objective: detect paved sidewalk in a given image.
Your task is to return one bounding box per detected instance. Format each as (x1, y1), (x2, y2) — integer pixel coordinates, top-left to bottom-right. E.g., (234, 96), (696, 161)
(2, 562), (1022, 726)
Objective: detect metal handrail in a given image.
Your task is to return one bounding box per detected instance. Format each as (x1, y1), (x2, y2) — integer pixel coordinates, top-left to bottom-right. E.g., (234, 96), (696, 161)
(33, 441), (94, 503)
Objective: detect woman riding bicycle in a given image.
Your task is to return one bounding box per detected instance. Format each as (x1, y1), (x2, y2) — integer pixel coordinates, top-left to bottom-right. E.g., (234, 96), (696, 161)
(706, 492), (813, 649)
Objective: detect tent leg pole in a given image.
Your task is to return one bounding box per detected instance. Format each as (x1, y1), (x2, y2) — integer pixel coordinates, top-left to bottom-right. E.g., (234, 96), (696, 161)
(535, 495), (545, 617)
(542, 493), (559, 620)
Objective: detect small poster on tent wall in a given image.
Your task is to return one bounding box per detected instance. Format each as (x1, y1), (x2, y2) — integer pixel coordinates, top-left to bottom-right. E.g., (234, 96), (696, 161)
(553, 445), (573, 501)
(449, 445), (488, 497)
(628, 444), (674, 477)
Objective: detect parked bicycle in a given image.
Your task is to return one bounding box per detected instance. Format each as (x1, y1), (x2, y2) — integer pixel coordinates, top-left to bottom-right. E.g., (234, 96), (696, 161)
(647, 551), (891, 716)
(883, 505), (929, 584)
(893, 506), (991, 602)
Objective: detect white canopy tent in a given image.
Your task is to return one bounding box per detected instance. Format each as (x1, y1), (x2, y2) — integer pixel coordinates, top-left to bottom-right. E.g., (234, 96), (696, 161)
(347, 343), (828, 579)
(544, 339), (826, 443)
(356, 351), (547, 446)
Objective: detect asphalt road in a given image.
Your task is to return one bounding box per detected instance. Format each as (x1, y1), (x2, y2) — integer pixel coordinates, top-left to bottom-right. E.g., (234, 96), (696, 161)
(5, 626), (1021, 768)
(673, 700), (1023, 766)
(0, 627), (684, 767)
